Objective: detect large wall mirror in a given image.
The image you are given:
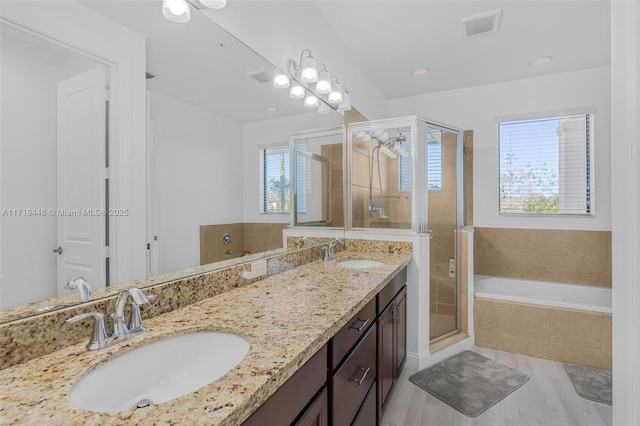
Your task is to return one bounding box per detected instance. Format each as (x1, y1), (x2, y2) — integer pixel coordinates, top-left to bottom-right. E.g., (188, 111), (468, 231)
(0, 0), (345, 322)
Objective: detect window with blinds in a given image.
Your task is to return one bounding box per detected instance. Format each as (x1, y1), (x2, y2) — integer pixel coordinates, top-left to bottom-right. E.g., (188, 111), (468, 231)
(259, 146), (290, 213)
(398, 131), (442, 192)
(498, 113), (594, 215)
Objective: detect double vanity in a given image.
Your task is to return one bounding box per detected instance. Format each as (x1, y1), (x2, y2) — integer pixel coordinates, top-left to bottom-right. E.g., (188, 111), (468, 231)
(0, 249), (410, 425)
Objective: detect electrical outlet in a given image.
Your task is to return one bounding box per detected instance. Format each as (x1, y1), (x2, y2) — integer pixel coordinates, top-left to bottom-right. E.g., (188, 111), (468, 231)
(251, 260), (267, 277)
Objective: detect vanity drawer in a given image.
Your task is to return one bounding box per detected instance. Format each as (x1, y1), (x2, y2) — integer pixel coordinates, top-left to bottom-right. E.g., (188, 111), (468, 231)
(242, 345), (328, 426)
(331, 326), (377, 426)
(331, 297), (376, 370)
(352, 380), (377, 426)
(377, 267), (407, 314)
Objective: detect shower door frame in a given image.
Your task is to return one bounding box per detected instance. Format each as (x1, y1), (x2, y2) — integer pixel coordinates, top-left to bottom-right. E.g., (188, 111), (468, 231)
(346, 116), (465, 343)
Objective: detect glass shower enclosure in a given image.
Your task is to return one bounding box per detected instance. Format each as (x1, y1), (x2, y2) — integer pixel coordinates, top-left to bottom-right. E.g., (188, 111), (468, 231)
(347, 117), (465, 342)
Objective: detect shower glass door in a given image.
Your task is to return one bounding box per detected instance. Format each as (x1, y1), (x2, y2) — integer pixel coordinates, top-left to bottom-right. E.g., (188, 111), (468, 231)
(427, 126), (463, 341)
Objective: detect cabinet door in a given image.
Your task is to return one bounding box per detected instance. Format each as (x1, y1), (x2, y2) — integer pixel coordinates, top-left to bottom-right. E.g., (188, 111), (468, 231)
(377, 303), (395, 411)
(394, 287), (407, 378)
(295, 388), (328, 426)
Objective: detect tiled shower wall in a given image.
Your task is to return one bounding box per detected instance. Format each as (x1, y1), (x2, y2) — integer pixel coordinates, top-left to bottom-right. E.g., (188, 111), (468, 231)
(200, 223), (289, 264)
(320, 143), (344, 227)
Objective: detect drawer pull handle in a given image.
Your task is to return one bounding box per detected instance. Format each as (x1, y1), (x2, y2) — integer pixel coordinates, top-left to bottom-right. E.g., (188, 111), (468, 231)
(348, 318), (369, 332)
(352, 367), (370, 385)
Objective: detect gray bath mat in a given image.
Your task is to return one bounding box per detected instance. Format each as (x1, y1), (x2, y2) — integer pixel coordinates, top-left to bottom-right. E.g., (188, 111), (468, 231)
(563, 363), (612, 405)
(409, 350), (530, 417)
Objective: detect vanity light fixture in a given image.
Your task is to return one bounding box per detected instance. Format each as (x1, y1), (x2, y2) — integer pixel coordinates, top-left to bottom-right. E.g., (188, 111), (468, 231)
(315, 66), (331, 94)
(304, 94), (319, 108)
(162, 0), (227, 24)
(273, 70), (290, 89)
(163, 0), (191, 23)
(274, 48), (352, 114)
(328, 78), (343, 104)
(289, 83), (305, 99)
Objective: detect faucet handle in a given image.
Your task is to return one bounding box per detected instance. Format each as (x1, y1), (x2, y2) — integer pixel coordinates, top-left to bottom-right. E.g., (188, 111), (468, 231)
(128, 293), (155, 335)
(67, 312), (110, 351)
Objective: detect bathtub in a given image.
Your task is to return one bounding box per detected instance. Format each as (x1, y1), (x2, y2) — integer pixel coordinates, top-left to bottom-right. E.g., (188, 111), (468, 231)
(474, 275), (612, 314)
(473, 275), (613, 369)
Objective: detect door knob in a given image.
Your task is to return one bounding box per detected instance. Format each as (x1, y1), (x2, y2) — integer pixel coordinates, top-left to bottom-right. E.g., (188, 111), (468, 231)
(53, 246), (63, 254)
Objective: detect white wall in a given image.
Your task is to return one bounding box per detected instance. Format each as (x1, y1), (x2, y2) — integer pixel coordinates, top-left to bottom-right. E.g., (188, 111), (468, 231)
(389, 66), (612, 231)
(0, 32), (103, 308)
(149, 91), (243, 274)
(242, 112), (342, 224)
(611, 1), (640, 423)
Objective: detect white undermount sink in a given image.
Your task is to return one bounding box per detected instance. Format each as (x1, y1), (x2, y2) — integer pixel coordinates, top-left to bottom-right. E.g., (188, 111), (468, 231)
(69, 332), (250, 413)
(336, 259), (384, 269)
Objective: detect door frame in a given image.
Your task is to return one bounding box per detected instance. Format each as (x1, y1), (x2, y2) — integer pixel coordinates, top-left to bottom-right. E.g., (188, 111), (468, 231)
(0, 2), (147, 284)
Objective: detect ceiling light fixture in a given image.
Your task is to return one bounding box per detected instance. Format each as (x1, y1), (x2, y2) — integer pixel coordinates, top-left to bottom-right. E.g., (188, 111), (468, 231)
(410, 67), (430, 77)
(265, 106), (278, 112)
(273, 49), (351, 114)
(528, 56), (553, 67)
(162, 0), (227, 24)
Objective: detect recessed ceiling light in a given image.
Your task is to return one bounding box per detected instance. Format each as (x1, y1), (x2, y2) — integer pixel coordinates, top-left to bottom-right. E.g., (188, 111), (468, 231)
(410, 67), (430, 77)
(528, 56), (553, 67)
(265, 106), (278, 112)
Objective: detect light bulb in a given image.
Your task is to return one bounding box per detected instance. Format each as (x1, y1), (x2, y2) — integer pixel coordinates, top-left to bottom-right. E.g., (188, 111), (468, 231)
(163, 0), (191, 23)
(315, 70), (331, 94)
(289, 83), (305, 99)
(300, 55), (318, 83)
(200, 0), (227, 9)
(338, 91), (352, 112)
(273, 71), (290, 89)
(317, 102), (331, 115)
(304, 94), (319, 108)
(328, 82), (343, 104)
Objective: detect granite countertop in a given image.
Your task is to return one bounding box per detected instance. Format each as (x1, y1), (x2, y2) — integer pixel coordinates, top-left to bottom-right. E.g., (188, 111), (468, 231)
(0, 251), (410, 426)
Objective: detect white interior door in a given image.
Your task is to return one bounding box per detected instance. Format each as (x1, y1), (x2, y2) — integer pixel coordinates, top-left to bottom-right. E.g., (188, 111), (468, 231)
(56, 67), (107, 295)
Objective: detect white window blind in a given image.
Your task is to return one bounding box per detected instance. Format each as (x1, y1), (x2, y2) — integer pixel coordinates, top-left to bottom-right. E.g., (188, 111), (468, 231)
(259, 146), (290, 213)
(498, 114), (594, 215)
(293, 145), (308, 213)
(398, 132), (442, 192)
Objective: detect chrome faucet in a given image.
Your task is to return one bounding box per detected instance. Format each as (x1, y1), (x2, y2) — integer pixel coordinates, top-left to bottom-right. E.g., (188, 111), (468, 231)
(113, 286), (151, 339)
(324, 238), (344, 261)
(64, 277), (92, 302)
(66, 286), (151, 351)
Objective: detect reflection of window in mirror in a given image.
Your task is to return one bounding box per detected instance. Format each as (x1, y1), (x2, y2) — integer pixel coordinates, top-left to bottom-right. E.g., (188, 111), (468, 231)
(397, 131), (443, 192)
(258, 145), (312, 214)
(259, 146), (291, 213)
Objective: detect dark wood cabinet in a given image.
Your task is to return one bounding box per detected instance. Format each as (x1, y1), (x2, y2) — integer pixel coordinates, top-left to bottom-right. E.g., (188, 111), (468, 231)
(332, 325), (377, 426)
(377, 285), (408, 418)
(242, 345), (327, 426)
(394, 287), (407, 377)
(294, 387), (329, 426)
(243, 266), (407, 426)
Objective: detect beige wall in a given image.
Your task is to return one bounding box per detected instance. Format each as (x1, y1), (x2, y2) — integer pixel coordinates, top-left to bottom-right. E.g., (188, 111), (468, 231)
(320, 143), (344, 227)
(200, 223), (288, 264)
(474, 227), (612, 287)
(475, 299), (612, 369)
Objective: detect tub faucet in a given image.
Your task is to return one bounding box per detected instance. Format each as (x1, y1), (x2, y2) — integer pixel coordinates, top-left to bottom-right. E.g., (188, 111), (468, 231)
(324, 238), (344, 261)
(64, 277), (92, 302)
(113, 286), (151, 339)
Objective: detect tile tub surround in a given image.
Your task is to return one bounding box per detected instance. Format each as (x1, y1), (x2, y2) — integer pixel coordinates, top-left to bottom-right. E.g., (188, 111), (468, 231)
(0, 251), (411, 426)
(0, 243), (332, 369)
(474, 227), (612, 287)
(474, 298), (612, 370)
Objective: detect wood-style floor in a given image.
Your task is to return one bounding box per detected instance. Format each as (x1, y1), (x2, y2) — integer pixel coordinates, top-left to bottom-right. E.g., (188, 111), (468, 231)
(381, 346), (612, 426)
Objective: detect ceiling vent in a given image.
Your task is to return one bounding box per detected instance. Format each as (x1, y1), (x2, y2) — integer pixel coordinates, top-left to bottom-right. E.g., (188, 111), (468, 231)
(145, 72), (157, 80)
(245, 69), (273, 84)
(461, 9), (503, 38)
